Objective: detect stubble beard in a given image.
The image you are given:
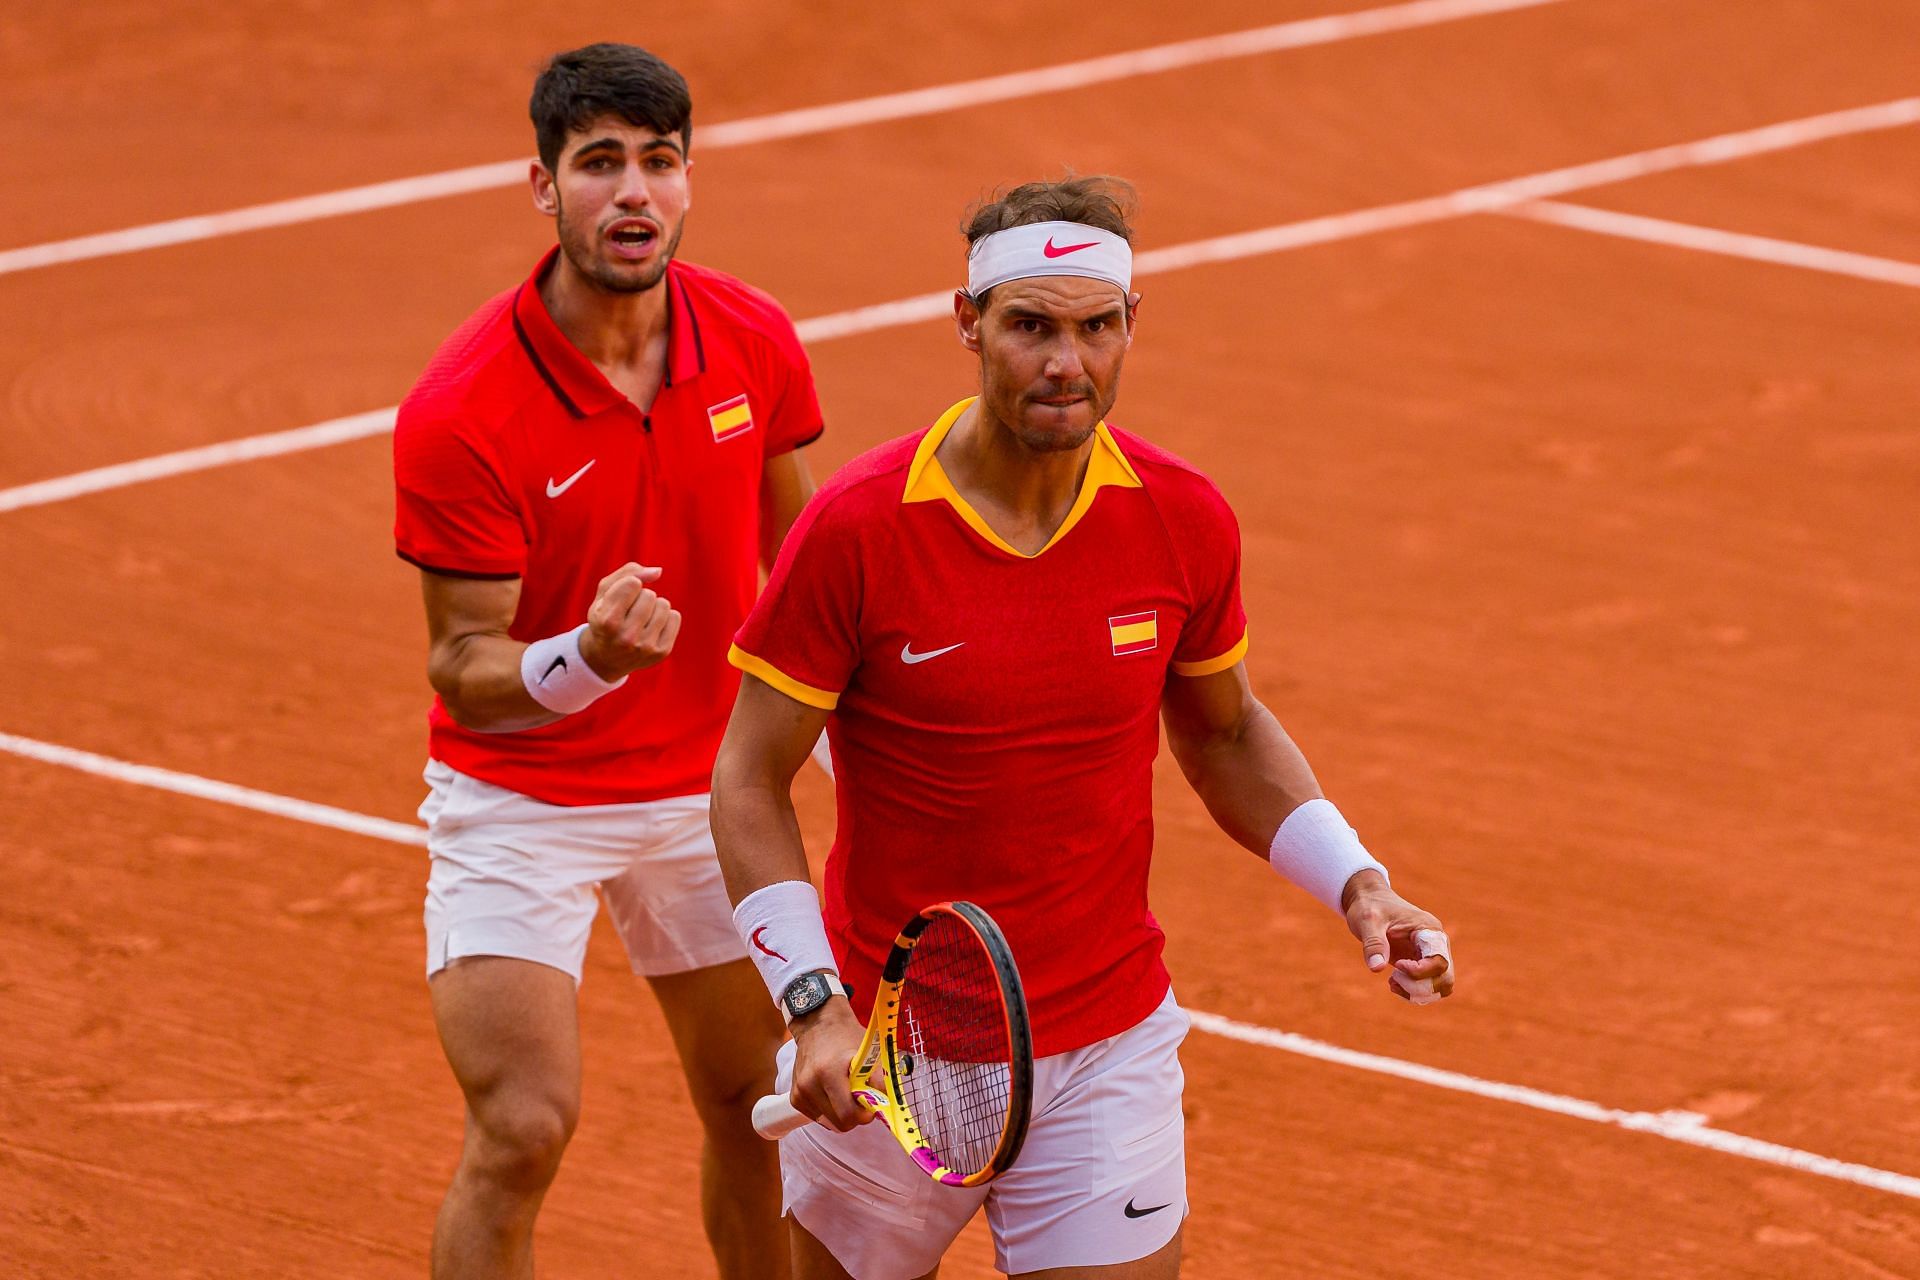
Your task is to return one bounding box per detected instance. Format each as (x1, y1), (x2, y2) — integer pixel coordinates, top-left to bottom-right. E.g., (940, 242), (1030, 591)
(557, 204), (685, 295)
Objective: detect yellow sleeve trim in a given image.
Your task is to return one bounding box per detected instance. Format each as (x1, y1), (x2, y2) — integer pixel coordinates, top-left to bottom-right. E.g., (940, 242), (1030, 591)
(1171, 630), (1249, 678)
(728, 644), (841, 710)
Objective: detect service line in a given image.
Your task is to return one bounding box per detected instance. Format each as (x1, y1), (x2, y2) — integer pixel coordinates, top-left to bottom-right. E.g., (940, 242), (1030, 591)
(3, 725), (1916, 1202)
(4, 95), (1915, 516)
(0, 0), (1570, 277)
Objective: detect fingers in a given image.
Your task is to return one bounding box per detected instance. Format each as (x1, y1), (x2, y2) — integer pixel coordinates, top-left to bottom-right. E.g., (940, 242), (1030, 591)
(792, 1068), (872, 1132)
(1387, 927), (1454, 1005)
(1350, 905), (1391, 973)
(585, 564), (680, 676)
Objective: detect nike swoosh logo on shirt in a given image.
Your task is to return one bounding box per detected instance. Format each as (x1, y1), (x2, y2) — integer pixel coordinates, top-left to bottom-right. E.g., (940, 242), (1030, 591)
(900, 642), (964, 665)
(546, 459), (596, 498)
(1043, 237), (1098, 258)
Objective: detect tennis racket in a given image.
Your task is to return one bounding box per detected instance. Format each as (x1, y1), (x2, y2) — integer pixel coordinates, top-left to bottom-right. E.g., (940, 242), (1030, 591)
(751, 900), (1034, 1188)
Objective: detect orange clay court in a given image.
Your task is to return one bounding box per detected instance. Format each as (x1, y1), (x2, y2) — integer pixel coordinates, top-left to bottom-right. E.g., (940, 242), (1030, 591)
(3, 2), (1918, 1276)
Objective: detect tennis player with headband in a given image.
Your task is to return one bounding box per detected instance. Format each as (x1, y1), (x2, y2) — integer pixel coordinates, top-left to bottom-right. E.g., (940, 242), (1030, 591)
(712, 176), (1455, 1279)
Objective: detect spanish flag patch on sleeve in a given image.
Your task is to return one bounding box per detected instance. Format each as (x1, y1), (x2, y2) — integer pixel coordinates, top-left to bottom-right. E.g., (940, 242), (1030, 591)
(708, 393), (754, 442)
(1108, 610), (1158, 656)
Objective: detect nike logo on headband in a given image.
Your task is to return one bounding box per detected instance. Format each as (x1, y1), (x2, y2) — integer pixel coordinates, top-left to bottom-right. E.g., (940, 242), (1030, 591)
(1042, 236), (1099, 258)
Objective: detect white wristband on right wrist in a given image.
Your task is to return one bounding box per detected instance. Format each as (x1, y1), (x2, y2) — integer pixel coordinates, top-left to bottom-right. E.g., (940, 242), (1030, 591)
(521, 624), (626, 714)
(732, 879), (838, 1009)
(1268, 798), (1390, 915)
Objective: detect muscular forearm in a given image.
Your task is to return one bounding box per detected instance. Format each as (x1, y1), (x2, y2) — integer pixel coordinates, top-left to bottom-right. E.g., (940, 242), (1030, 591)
(711, 764), (815, 905)
(1167, 699), (1323, 856)
(429, 633), (565, 733)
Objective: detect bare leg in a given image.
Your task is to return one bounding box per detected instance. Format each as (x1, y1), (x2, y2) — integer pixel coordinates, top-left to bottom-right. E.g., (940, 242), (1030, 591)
(430, 957), (581, 1280)
(1015, 1229), (1182, 1280)
(648, 958), (790, 1280)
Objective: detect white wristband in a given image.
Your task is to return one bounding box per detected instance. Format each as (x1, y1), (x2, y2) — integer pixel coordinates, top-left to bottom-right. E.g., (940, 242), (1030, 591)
(1268, 798), (1390, 915)
(732, 880), (838, 1009)
(520, 624), (626, 714)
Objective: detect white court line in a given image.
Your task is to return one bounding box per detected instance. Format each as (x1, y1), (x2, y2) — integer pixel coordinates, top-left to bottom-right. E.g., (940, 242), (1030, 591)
(5, 94), (1916, 517)
(2, 725), (1916, 1202)
(0, 0), (1568, 278)
(1189, 1012), (1920, 1200)
(1501, 199), (1920, 287)
(0, 731), (426, 847)
(0, 409), (399, 514)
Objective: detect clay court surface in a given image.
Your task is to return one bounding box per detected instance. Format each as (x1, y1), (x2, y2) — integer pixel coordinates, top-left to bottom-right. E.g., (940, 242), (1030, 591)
(4, 1), (1918, 1275)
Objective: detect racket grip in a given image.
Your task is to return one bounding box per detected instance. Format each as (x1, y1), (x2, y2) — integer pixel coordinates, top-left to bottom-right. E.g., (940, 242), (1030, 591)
(752, 1092), (811, 1139)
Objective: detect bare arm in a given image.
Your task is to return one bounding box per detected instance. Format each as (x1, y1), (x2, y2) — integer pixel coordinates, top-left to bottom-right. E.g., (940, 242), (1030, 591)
(711, 674), (873, 1128)
(1164, 662), (1453, 998)
(759, 448), (817, 571)
(711, 673), (831, 903)
(420, 561), (680, 733)
(1161, 661), (1327, 855)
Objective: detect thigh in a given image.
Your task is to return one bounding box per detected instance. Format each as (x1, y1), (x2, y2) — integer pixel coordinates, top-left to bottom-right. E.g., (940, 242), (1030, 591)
(986, 993), (1190, 1277)
(773, 1040), (986, 1280)
(1013, 1231), (1181, 1280)
(421, 764), (610, 981)
(600, 792), (749, 976)
(431, 955), (582, 1127)
(647, 957), (785, 1121)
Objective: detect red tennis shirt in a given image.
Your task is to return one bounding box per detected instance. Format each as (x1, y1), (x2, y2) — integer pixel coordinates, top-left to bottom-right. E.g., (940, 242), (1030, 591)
(731, 398), (1248, 1054)
(394, 248), (823, 806)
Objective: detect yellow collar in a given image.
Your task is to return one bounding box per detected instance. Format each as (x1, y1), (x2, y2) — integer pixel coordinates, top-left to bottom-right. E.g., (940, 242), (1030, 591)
(902, 397), (1142, 558)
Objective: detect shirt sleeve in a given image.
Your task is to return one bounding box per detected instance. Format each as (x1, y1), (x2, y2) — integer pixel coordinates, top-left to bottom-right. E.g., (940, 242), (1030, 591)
(1169, 476), (1249, 677)
(392, 404), (526, 578)
(729, 490), (862, 709)
(754, 304), (826, 458)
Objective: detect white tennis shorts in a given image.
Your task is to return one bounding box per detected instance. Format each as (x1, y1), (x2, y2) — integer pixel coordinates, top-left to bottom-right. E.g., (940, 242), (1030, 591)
(418, 759), (747, 981)
(776, 988), (1190, 1278)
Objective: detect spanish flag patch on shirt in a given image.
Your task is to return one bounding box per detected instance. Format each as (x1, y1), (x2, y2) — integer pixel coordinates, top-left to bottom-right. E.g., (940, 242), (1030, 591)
(1108, 610), (1158, 656)
(708, 393), (754, 442)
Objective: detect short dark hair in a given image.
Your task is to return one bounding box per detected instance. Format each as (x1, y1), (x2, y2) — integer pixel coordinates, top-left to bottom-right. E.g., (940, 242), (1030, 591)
(963, 175), (1138, 246)
(962, 175), (1139, 310)
(530, 43), (693, 171)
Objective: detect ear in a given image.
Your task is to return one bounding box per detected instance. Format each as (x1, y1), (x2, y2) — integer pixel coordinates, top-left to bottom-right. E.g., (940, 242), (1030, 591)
(1124, 290), (1142, 347)
(954, 290), (984, 353)
(530, 160), (559, 217)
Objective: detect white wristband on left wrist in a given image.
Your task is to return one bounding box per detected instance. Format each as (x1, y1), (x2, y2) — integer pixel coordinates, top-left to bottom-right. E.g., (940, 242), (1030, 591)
(521, 624), (626, 714)
(1268, 798), (1390, 915)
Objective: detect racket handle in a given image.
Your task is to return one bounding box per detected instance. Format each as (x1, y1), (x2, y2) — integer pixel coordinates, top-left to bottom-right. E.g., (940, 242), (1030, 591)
(752, 1092), (811, 1139)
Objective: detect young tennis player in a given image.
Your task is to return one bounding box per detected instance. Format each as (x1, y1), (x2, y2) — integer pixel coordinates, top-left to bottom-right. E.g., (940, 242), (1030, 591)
(394, 44), (822, 1280)
(711, 176), (1454, 1279)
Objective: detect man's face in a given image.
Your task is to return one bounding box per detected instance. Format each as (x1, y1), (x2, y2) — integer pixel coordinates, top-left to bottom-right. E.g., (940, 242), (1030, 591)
(532, 115), (690, 293)
(958, 276), (1137, 452)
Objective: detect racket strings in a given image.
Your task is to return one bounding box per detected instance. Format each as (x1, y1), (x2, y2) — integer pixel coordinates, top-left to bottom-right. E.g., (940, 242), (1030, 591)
(895, 914), (1012, 1177)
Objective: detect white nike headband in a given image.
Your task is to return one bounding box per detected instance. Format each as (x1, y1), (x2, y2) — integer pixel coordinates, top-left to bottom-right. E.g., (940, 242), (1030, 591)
(965, 220), (1133, 296)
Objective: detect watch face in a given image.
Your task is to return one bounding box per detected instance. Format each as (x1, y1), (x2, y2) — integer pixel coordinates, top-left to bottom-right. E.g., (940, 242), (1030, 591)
(786, 975), (827, 1016)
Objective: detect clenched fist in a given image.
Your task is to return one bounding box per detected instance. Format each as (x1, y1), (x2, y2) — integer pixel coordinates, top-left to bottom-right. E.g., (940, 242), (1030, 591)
(579, 563), (682, 680)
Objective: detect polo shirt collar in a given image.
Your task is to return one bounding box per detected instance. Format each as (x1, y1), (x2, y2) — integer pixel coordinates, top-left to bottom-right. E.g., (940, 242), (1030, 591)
(903, 396), (1143, 558)
(511, 247), (707, 418)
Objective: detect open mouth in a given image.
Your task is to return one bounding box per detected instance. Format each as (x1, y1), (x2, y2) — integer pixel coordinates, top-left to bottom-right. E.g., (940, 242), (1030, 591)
(605, 219), (659, 258)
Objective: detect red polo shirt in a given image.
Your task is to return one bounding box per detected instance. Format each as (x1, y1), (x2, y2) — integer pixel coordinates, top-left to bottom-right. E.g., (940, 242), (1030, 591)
(731, 398), (1248, 1054)
(394, 248), (824, 805)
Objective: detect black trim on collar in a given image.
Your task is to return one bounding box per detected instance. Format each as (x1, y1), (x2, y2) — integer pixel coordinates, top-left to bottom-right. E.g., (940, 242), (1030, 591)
(685, 278), (708, 376)
(512, 306), (586, 419)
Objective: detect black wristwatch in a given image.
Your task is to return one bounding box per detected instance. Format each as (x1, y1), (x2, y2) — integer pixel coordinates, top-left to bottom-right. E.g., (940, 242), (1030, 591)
(779, 970), (846, 1024)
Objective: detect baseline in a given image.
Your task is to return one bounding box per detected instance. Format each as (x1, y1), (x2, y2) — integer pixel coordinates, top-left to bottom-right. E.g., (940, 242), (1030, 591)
(1499, 199), (1920, 287)
(4, 95), (1914, 515)
(0, 0), (1568, 277)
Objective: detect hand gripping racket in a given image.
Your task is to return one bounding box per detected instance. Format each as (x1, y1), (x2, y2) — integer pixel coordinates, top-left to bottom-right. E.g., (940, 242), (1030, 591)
(751, 900), (1034, 1187)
